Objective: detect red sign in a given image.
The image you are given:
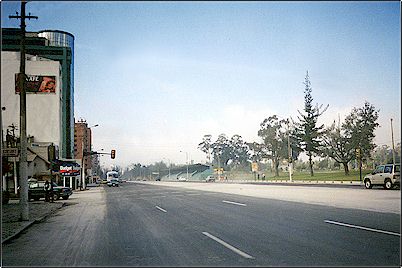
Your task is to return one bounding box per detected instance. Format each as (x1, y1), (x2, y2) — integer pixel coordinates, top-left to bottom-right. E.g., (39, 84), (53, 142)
(15, 74), (56, 93)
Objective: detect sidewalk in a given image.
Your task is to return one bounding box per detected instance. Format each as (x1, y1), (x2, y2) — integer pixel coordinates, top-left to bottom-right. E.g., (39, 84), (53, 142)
(1, 186), (102, 243)
(2, 200), (66, 243)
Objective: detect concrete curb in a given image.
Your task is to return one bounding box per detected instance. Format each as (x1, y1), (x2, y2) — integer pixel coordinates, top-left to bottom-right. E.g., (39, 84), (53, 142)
(224, 180), (363, 185)
(2, 202), (67, 244)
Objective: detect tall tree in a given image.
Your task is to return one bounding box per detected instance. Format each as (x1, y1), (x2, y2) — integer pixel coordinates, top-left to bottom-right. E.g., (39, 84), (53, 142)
(198, 134), (212, 164)
(372, 145), (394, 165)
(248, 142), (265, 163)
(211, 134), (232, 170)
(343, 101), (379, 161)
(258, 115), (288, 177)
(293, 71), (329, 176)
(229, 134), (250, 168)
(321, 121), (355, 175)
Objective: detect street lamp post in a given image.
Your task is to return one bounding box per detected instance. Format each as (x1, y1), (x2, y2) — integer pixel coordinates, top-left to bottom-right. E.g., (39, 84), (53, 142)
(286, 119), (293, 182)
(163, 158), (171, 180)
(180, 151), (189, 180)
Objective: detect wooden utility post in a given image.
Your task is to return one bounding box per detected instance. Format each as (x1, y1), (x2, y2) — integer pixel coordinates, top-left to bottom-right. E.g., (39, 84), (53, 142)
(9, 1), (37, 221)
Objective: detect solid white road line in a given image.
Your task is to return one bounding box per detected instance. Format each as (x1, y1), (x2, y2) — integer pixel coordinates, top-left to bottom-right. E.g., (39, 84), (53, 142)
(155, 206), (167, 213)
(324, 220), (401, 236)
(202, 232), (254, 259)
(222, 200), (247, 206)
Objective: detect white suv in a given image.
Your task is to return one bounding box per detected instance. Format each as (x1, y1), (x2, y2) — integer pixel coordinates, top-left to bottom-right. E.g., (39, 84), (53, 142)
(363, 164), (400, 189)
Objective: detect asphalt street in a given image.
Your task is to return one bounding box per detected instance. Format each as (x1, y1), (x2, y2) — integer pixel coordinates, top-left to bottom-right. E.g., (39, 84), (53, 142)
(1, 182), (400, 266)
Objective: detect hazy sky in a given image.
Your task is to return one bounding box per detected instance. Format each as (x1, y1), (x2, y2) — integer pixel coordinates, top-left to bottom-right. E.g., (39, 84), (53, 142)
(2, 1), (400, 169)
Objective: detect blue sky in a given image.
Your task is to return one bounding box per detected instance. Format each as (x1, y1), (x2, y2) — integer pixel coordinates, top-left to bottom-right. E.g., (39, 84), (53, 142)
(2, 1), (400, 168)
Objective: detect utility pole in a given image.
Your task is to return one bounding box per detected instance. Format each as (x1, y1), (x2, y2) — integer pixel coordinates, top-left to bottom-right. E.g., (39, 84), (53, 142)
(287, 119), (292, 182)
(9, 1), (38, 221)
(180, 151), (189, 180)
(390, 118), (396, 165)
(81, 140), (87, 190)
(168, 160), (171, 180)
(186, 152), (189, 180)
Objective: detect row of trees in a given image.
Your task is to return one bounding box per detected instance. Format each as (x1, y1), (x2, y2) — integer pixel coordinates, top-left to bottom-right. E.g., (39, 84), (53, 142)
(198, 71), (383, 176)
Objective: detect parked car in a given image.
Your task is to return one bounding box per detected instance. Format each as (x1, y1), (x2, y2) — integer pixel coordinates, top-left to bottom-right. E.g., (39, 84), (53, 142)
(363, 164), (400, 189)
(205, 175), (216, 182)
(107, 179), (119, 187)
(177, 177), (187, 182)
(28, 181), (73, 201)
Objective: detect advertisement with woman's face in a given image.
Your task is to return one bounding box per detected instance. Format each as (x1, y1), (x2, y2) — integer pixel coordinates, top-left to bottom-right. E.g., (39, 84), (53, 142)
(15, 74), (56, 93)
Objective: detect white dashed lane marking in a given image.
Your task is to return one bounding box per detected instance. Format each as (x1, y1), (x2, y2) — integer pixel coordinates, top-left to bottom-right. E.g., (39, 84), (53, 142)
(222, 200), (247, 207)
(202, 232), (254, 259)
(155, 206), (167, 213)
(325, 220), (401, 236)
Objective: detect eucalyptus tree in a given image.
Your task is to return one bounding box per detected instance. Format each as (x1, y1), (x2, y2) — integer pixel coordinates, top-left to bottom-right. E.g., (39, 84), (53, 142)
(321, 121), (355, 175)
(293, 71), (328, 176)
(198, 134), (213, 164)
(229, 134), (250, 168)
(258, 115), (288, 177)
(211, 134), (232, 170)
(343, 101), (379, 162)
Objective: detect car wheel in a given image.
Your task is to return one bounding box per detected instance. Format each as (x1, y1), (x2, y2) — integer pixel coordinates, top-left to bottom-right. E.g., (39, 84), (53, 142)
(53, 193), (59, 201)
(62, 196), (69, 200)
(364, 179), (372, 189)
(384, 179), (393, 190)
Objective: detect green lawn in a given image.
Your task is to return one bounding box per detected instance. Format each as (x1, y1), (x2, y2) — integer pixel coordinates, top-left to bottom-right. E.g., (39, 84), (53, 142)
(228, 169), (371, 181)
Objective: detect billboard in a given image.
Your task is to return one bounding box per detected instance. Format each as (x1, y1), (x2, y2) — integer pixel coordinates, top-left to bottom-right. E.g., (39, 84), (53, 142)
(53, 159), (81, 176)
(15, 74), (56, 93)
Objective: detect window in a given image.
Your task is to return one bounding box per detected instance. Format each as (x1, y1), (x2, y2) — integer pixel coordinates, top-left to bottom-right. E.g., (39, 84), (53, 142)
(395, 165), (400, 173)
(384, 165), (392, 173)
(375, 166), (385, 174)
(29, 183), (38, 189)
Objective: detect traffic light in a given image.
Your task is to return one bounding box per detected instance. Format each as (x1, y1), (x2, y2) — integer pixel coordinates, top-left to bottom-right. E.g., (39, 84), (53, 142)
(111, 149), (116, 159)
(355, 148), (361, 159)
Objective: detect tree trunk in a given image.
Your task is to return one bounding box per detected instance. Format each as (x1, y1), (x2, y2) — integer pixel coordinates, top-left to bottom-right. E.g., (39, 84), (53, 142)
(309, 153), (314, 176)
(342, 162), (349, 176)
(274, 158), (280, 177)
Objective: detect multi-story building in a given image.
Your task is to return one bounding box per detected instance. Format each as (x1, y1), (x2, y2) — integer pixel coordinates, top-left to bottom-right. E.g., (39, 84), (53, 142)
(1, 28), (78, 191)
(1, 51), (62, 192)
(1, 52), (62, 148)
(74, 119), (92, 182)
(2, 28), (75, 159)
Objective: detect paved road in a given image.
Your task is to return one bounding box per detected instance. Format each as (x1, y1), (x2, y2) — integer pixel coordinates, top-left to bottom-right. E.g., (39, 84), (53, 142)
(143, 180), (401, 214)
(2, 183), (400, 266)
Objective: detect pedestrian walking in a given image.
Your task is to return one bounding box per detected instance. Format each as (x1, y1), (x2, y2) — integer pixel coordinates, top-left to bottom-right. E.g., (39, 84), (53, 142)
(44, 180), (51, 202)
(50, 180), (54, 203)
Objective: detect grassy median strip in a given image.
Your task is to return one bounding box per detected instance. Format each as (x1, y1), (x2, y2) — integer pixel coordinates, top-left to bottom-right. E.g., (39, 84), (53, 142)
(227, 169), (371, 182)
